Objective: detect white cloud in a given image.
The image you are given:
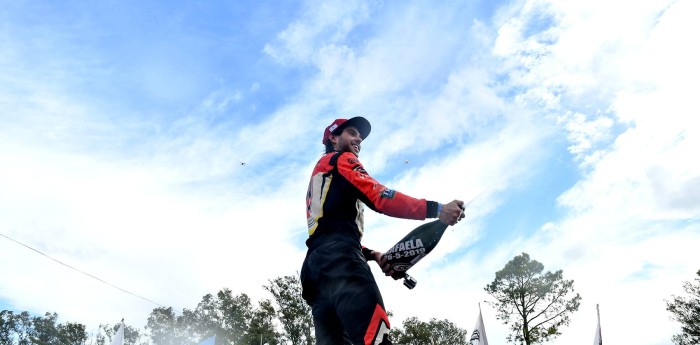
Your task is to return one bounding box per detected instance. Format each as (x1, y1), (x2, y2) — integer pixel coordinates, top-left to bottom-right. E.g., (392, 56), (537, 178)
(483, 0), (700, 343)
(262, 0), (372, 65)
(558, 111), (614, 163)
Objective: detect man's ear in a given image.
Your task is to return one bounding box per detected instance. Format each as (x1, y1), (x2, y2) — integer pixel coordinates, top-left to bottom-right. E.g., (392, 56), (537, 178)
(329, 134), (339, 146)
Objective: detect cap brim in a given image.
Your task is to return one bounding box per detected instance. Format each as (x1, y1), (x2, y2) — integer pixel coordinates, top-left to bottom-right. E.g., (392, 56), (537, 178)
(332, 116), (372, 139)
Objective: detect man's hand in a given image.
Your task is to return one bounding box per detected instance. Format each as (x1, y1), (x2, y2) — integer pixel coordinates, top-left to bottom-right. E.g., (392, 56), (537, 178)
(439, 199), (465, 226)
(371, 251), (401, 280)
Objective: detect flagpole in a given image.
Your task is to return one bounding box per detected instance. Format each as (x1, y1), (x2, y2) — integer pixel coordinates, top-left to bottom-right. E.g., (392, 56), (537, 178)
(470, 303), (488, 345)
(110, 319), (125, 345)
(593, 304), (603, 345)
(597, 304), (601, 341)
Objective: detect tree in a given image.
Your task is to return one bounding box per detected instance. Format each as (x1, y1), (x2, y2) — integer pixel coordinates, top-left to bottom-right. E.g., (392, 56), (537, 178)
(0, 311), (31, 345)
(391, 316), (469, 345)
(187, 289), (254, 345)
(484, 253), (581, 345)
(0, 310), (88, 345)
(245, 299), (281, 345)
(666, 269), (700, 345)
(29, 312), (60, 344)
(94, 321), (148, 345)
(264, 275), (314, 345)
(11, 311), (32, 345)
(146, 307), (194, 345)
(0, 310), (15, 344)
(57, 322), (88, 345)
(218, 290), (254, 344)
(146, 290), (279, 345)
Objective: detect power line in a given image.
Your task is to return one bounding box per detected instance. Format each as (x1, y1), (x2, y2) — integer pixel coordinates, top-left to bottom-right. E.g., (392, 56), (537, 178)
(0, 231), (165, 308)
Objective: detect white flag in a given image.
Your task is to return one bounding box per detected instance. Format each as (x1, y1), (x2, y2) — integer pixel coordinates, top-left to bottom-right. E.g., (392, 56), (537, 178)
(593, 305), (602, 345)
(197, 335), (216, 345)
(470, 307), (489, 345)
(110, 322), (124, 345)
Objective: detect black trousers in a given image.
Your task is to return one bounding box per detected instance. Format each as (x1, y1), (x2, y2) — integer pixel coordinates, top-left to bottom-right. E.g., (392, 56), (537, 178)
(301, 240), (392, 345)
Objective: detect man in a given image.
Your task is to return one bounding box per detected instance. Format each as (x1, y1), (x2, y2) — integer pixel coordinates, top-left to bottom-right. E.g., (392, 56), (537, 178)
(301, 116), (465, 345)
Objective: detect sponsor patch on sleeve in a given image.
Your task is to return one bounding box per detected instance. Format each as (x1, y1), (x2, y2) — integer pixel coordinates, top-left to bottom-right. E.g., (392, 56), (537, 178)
(353, 166), (367, 173)
(380, 188), (396, 199)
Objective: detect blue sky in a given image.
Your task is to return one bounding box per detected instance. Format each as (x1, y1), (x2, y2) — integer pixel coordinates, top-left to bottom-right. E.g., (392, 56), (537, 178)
(1, 0), (699, 344)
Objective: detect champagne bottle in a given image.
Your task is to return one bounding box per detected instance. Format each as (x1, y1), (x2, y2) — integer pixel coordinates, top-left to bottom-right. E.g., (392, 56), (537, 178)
(382, 219), (450, 289)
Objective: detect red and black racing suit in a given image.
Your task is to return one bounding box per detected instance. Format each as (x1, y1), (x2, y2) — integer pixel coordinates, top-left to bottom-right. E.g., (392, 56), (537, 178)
(301, 151), (440, 345)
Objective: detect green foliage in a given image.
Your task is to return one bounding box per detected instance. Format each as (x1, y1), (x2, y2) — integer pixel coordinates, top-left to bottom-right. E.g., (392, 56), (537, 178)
(263, 274), (314, 345)
(94, 322), (148, 345)
(391, 316), (469, 345)
(666, 270), (700, 345)
(57, 322), (89, 344)
(186, 289), (253, 344)
(144, 289), (277, 345)
(143, 277), (310, 345)
(145, 307), (193, 345)
(2, 272), (485, 345)
(246, 299), (281, 345)
(5, 311), (32, 344)
(484, 253), (581, 345)
(0, 311), (89, 345)
(0, 311), (15, 344)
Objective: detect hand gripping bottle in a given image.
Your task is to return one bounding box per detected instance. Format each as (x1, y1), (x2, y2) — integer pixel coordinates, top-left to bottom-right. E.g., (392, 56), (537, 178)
(383, 204), (464, 289)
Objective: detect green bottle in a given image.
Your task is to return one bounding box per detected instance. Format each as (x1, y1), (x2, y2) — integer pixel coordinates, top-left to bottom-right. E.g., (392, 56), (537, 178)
(383, 219), (450, 289)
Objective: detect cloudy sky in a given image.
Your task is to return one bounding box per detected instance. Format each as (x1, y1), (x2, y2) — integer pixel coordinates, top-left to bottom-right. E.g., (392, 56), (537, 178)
(1, 0), (699, 344)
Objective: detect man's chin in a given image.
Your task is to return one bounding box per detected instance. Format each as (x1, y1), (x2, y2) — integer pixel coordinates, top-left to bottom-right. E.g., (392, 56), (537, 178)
(342, 145), (360, 156)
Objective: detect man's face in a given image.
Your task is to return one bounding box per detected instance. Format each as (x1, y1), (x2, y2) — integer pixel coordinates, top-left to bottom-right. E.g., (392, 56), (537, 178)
(331, 126), (363, 156)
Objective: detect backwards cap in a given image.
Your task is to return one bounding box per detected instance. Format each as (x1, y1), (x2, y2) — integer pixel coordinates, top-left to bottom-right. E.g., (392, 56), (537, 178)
(321, 116), (371, 144)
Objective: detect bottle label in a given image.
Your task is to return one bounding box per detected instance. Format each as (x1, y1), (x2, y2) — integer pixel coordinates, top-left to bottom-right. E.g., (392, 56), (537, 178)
(385, 237), (428, 271)
(386, 238), (424, 254)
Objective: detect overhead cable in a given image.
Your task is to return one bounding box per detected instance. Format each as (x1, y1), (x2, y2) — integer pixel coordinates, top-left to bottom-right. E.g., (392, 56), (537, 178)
(0, 232), (164, 308)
